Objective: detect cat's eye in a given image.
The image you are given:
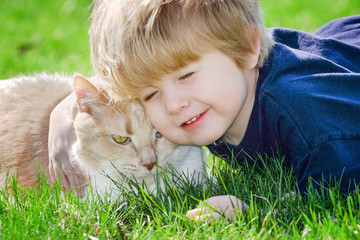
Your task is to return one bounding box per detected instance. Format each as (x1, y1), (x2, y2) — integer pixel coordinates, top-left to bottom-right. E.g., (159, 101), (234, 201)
(112, 135), (130, 144)
(155, 132), (163, 138)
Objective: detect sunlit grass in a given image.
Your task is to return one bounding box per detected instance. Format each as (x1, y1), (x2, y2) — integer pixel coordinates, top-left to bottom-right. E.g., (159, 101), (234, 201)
(1, 155), (359, 239)
(0, 0), (93, 79)
(262, 0), (360, 32)
(1, 0), (359, 238)
(1, 0), (359, 78)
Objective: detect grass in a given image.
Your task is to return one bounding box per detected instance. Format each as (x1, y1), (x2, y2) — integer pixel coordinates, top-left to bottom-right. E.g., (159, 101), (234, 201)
(1, 0), (360, 239)
(1, 155), (359, 239)
(1, 0), (359, 78)
(261, 0), (360, 32)
(0, 0), (93, 79)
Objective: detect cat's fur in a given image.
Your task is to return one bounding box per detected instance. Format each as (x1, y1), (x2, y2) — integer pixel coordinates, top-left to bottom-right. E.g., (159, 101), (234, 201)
(0, 73), (204, 197)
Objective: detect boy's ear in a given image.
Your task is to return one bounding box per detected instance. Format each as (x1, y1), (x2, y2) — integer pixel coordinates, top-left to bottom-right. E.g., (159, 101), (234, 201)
(73, 73), (106, 113)
(246, 26), (261, 69)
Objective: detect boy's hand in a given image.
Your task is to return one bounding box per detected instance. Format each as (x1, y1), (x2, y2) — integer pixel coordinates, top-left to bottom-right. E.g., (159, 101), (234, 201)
(186, 195), (248, 222)
(48, 95), (88, 197)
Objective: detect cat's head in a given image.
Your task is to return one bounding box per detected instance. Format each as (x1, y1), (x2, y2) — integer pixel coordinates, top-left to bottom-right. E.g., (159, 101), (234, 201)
(70, 74), (178, 183)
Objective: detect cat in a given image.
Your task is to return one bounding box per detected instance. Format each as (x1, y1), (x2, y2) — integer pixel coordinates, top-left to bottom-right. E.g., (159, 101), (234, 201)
(0, 73), (205, 198)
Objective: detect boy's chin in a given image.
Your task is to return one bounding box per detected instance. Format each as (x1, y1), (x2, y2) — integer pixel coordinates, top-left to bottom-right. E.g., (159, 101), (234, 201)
(164, 131), (221, 146)
(184, 136), (220, 146)
(167, 137), (210, 147)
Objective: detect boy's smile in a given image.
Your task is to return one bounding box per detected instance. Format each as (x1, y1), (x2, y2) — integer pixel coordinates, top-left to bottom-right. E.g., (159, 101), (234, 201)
(139, 49), (259, 146)
(182, 111), (207, 129)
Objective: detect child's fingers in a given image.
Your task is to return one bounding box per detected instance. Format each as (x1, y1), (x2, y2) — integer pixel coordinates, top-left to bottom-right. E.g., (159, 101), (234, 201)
(187, 195), (249, 223)
(186, 208), (202, 219)
(186, 208), (221, 223)
(195, 213), (221, 222)
(186, 206), (218, 219)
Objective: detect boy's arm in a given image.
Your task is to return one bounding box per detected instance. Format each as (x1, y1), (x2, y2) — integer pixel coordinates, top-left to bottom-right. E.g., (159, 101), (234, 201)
(297, 139), (360, 195)
(48, 95), (88, 197)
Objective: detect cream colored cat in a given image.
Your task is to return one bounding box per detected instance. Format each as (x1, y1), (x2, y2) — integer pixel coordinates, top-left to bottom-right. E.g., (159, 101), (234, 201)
(0, 73), (205, 198)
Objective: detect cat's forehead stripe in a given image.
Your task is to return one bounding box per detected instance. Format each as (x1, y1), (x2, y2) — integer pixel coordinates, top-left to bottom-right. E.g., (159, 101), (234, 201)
(126, 118), (133, 135)
(112, 101), (133, 135)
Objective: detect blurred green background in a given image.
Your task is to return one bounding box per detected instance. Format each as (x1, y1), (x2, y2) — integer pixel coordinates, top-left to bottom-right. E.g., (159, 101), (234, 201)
(0, 0), (359, 79)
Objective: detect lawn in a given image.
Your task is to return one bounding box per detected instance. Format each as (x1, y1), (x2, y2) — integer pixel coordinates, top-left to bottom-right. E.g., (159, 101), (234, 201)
(1, 0), (359, 78)
(0, 0), (93, 79)
(1, 0), (360, 239)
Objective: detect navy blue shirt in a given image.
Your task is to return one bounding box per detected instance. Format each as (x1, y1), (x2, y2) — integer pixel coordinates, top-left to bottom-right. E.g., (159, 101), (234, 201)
(208, 16), (360, 194)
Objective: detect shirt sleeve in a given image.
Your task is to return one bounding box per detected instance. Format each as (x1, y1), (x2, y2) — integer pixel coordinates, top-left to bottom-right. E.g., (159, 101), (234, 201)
(314, 15), (360, 47)
(295, 138), (360, 194)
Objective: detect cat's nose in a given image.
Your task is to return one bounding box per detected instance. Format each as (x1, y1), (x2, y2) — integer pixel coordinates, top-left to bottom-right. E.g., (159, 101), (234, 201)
(142, 162), (155, 171)
(141, 147), (157, 171)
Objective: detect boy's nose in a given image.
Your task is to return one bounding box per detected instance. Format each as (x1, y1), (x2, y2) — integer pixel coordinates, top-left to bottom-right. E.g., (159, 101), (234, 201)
(164, 90), (190, 114)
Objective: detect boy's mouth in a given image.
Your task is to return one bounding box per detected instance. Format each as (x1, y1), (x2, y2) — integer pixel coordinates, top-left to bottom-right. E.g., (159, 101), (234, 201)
(184, 114), (201, 125)
(181, 111), (207, 128)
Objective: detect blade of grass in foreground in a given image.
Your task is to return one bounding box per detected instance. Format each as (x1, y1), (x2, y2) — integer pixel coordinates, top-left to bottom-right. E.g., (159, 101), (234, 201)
(0, 154), (359, 239)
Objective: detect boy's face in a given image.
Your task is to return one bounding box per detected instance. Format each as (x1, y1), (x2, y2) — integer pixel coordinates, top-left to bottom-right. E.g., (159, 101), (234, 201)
(139, 49), (258, 146)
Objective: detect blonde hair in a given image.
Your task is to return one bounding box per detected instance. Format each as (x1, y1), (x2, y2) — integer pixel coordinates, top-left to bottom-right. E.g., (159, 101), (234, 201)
(89, 0), (274, 99)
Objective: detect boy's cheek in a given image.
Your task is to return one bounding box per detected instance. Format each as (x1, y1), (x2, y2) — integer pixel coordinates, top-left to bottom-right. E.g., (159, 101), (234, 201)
(145, 106), (165, 125)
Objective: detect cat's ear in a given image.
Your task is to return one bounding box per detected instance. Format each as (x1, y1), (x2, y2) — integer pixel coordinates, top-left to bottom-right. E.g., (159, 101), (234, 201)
(73, 73), (106, 113)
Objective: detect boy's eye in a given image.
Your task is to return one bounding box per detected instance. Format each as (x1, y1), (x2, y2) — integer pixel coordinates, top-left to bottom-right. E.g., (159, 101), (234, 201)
(179, 72), (194, 80)
(143, 91), (158, 102)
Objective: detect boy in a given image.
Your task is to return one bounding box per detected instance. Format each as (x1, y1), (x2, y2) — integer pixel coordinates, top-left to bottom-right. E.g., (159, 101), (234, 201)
(49, 0), (360, 220)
